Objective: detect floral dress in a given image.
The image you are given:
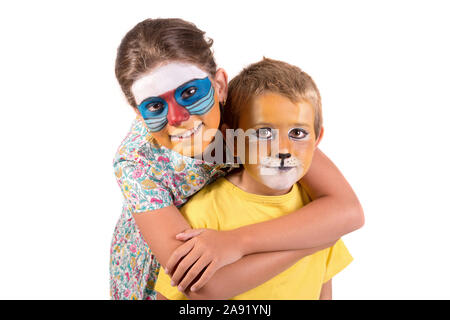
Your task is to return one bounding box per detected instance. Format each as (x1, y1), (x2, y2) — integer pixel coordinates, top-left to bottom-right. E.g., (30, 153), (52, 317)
(110, 117), (230, 300)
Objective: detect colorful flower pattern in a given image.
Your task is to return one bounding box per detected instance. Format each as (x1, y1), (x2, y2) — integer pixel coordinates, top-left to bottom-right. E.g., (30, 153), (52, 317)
(110, 117), (229, 300)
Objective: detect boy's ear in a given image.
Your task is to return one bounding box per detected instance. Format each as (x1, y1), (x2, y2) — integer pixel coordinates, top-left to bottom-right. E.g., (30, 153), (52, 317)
(214, 68), (228, 103)
(314, 127), (324, 148)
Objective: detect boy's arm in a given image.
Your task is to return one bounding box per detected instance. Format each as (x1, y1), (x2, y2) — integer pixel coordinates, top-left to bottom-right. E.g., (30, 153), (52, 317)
(319, 280), (332, 300)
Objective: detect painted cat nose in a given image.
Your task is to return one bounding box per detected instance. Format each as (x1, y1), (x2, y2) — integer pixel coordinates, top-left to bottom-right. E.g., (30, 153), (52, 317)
(277, 153), (291, 160)
(167, 103), (190, 126)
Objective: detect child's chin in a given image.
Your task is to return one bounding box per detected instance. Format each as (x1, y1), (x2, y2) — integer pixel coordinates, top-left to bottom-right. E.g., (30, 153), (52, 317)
(259, 167), (302, 191)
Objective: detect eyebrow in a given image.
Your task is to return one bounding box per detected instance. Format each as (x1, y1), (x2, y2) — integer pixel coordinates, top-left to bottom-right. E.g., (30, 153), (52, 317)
(177, 77), (208, 91)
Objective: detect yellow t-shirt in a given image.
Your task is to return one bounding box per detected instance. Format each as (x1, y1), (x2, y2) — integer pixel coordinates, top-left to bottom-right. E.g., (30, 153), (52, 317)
(155, 177), (353, 300)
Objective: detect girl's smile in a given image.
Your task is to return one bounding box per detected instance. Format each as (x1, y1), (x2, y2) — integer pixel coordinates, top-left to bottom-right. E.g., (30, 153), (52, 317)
(169, 121), (204, 142)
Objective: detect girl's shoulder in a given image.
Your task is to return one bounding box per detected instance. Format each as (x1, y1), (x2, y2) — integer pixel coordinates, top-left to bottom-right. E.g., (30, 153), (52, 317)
(112, 117), (199, 176)
(112, 117), (232, 189)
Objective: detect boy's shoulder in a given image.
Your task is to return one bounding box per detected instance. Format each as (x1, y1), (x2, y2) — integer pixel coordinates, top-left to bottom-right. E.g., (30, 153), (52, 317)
(180, 177), (232, 227)
(183, 177), (229, 209)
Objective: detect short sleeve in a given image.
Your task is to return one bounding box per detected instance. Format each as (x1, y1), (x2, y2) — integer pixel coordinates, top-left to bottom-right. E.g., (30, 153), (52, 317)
(114, 159), (173, 213)
(323, 239), (353, 283)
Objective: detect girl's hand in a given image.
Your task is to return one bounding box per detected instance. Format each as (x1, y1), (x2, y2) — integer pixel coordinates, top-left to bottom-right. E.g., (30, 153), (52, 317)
(175, 228), (206, 241)
(165, 228), (243, 292)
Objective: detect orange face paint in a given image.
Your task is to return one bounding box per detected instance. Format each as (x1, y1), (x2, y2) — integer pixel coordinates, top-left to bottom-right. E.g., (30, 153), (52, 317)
(236, 92), (321, 194)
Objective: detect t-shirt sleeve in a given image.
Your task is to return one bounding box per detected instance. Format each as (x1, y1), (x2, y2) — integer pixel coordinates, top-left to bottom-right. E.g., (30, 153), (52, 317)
(323, 239), (353, 283)
(114, 158), (173, 213)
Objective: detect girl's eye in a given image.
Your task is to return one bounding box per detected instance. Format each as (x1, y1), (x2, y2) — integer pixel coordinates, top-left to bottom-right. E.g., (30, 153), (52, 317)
(289, 128), (308, 140)
(181, 87), (197, 99)
(146, 102), (164, 113)
(256, 127), (273, 139)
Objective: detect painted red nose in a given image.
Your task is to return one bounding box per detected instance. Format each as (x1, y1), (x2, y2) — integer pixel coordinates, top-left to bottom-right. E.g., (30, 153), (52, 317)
(159, 89), (190, 127)
(167, 103), (190, 126)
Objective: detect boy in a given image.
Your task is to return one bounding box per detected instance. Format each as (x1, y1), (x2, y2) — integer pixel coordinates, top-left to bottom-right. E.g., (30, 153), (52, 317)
(155, 58), (353, 300)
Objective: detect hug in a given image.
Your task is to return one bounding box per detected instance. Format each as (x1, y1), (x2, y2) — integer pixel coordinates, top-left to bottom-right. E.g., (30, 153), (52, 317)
(110, 18), (364, 300)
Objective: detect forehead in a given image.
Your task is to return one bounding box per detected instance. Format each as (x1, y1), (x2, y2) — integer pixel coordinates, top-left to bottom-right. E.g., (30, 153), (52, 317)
(239, 93), (315, 128)
(131, 62), (209, 105)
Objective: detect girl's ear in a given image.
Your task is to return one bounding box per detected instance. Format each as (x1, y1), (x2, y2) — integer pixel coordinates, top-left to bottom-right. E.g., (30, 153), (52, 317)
(214, 68), (228, 103)
(315, 127), (324, 148)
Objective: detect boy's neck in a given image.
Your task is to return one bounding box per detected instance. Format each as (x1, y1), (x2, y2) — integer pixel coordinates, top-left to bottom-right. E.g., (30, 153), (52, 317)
(226, 168), (293, 196)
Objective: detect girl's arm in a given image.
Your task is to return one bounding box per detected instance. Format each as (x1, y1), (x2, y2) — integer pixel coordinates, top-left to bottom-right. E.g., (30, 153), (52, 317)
(235, 148), (364, 254)
(133, 205), (245, 271)
(135, 205), (337, 300)
(167, 149), (364, 289)
(132, 205), (198, 268)
(183, 242), (336, 299)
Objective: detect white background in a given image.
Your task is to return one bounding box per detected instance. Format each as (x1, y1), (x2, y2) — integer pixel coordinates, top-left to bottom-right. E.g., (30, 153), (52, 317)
(0, 0), (449, 299)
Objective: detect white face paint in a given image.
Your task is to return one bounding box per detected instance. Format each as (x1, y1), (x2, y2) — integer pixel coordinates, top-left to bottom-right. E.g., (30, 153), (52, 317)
(131, 63), (209, 105)
(258, 156), (304, 191)
(260, 156), (302, 168)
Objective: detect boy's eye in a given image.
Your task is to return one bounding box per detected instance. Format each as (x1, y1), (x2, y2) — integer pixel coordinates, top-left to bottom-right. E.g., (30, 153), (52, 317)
(181, 87), (197, 99)
(146, 102), (165, 112)
(256, 128), (273, 139)
(289, 128), (308, 140)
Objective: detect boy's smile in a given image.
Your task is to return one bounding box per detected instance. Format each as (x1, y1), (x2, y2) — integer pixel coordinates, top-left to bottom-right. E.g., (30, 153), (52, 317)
(231, 92), (322, 195)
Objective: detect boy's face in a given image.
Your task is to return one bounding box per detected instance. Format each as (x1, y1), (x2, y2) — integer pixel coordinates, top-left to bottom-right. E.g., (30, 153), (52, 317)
(131, 62), (226, 157)
(238, 92), (322, 192)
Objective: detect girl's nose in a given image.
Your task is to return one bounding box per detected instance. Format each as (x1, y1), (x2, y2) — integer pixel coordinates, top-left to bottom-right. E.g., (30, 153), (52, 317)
(167, 103), (190, 127)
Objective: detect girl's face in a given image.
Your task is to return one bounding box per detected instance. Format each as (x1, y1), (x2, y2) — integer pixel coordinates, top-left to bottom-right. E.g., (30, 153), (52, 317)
(131, 62), (227, 157)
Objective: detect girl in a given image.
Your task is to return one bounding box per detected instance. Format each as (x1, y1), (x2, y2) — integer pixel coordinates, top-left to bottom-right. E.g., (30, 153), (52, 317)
(110, 18), (363, 300)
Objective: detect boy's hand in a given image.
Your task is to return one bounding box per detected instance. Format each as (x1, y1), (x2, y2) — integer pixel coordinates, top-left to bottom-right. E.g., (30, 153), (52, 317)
(165, 228), (243, 292)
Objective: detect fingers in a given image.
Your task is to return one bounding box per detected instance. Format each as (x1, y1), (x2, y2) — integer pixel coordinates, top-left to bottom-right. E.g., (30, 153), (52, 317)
(176, 255), (212, 292)
(176, 228), (206, 241)
(165, 240), (195, 275)
(190, 261), (218, 292)
(170, 247), (202, 286)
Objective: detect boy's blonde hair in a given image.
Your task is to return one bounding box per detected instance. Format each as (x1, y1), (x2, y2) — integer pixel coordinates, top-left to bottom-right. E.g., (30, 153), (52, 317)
(224, 58), (323, 139)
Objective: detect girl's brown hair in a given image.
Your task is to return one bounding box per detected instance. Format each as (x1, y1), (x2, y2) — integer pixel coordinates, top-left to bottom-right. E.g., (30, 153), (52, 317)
(115, 18), (217, 107)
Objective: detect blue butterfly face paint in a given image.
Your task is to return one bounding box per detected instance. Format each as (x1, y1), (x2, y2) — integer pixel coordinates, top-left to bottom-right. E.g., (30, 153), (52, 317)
(175, 77), (215, 114)
(137, 77), (215, 132)
(137, 97), (169, 132)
